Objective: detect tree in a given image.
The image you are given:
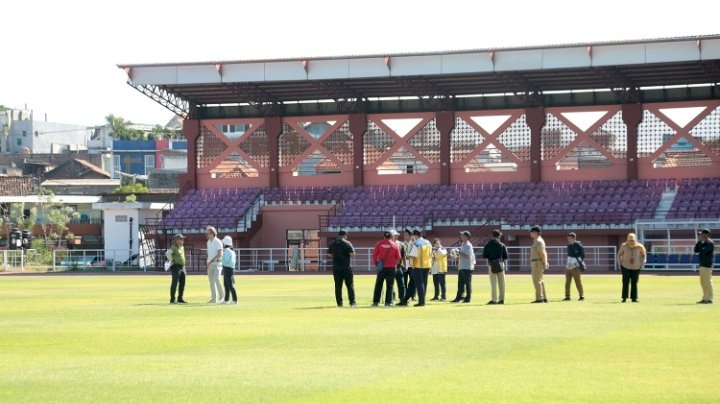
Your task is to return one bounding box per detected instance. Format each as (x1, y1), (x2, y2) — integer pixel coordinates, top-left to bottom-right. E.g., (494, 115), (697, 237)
(149, 124), (173, 141)
(113, 183), (149, 194)
(9, 202), (37, 231)
(46, 205), (80, 248)
(36, 189), (79, 248)
(106, 114), (146, 141)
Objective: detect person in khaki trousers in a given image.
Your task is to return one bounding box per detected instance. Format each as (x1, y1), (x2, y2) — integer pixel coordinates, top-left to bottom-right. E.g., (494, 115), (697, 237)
(529, 226), (549, 303)
(483, 229), (508, 305)
(694, 228), (715, 304)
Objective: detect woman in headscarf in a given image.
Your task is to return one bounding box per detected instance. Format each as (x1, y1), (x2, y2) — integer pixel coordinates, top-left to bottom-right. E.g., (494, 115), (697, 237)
(617, 233), (647, 303)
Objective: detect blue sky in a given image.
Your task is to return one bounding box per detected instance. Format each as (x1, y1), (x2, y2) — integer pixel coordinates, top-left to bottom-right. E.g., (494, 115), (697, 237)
(1, 0), (717, 126)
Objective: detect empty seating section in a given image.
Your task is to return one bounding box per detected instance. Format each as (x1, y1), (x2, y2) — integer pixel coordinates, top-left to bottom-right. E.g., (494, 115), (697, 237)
(161, 188), (261, 230)
(666, 178), (720, 220)
(332, 180), (669, 228)
(160, 178), (714, 232)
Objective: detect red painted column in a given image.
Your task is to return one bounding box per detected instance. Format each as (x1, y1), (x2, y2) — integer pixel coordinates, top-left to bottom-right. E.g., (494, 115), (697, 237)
(435, 111), (455, 185)
(178, 119), (199, 195)
(264, 117), (282, 188)
(622, 103), (642, 181)
(349, 113), (367, 187)
(526, 107), (545, 183)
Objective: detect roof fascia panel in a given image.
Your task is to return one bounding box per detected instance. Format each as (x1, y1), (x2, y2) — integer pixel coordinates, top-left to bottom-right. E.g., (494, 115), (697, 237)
(222, 63), (266, 82)
(493, 49), (543, 71)
(591, 43), (646, 67)
(646, 40), (700, 63)
(541, 46), (591, 69)
(441, 52), (494, 74)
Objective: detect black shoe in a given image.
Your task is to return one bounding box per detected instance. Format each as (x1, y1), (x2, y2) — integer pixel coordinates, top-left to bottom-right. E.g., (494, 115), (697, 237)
(531, 300), (543, 304)
(542, 299), (548, 303)
(397, 301), (408, 306)
(169, 300), (176, 304)
(462, 300), (471, 304)
(621, 299), (626, 303)
(697, 300), (707, 304)
(337, 304), (343, 307)
(487, 301), (496, 305)
(371, 303), (379, 307)
(450, 299), (462, 303)
(430, 297), (439, 301)
(413, 303), (425, 307)
(562, 297), (571, 301)
(497, 300), (504, 305)
(708, 300), (714, 304)
(178, 299), (187, 304)
(578, 297), (584, 301)
(632, 299), (638, 303)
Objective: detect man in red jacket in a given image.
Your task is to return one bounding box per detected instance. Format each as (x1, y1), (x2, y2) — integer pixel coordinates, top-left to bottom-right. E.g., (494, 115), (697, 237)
(372, 231), (402, 307)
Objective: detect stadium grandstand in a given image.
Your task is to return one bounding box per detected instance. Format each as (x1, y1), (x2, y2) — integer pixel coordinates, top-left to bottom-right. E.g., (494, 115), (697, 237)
(120, 35), (720, 271)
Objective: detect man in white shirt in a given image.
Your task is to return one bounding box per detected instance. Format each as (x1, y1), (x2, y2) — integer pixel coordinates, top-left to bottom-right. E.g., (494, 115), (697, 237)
(205, 226), (224, 303)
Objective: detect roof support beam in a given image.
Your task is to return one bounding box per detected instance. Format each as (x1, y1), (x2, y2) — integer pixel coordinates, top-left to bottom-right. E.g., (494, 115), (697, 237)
(128, 82), (191, 118)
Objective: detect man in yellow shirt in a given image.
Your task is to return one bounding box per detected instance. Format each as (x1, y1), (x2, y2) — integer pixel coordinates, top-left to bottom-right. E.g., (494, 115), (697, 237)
(398, 230), (432, 307)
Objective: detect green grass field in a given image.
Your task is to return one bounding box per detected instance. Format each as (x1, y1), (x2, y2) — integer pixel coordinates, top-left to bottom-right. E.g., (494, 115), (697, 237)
(0, 273), (718, 403)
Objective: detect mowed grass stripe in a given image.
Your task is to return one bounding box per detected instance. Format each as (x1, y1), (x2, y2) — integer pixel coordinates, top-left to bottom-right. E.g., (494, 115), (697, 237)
(0, 274), (717, 403)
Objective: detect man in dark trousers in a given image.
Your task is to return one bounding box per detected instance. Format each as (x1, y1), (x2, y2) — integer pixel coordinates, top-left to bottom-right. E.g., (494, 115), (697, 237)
(695, 228), (715, 304)
(166, 233), (187, 304)
(391, 230), (406, 303)
(372, 231), (401, 307)
(327, 229), (356, 307)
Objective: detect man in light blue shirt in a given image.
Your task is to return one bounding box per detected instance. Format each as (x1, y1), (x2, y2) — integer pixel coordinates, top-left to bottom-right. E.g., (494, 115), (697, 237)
(221, 236), (237, 305)
(451, 231), (475, 303)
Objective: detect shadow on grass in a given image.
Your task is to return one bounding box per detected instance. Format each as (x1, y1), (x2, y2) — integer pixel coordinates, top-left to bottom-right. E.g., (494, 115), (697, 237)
(133, 303), (207, 307)
(294, 306), (348, 310)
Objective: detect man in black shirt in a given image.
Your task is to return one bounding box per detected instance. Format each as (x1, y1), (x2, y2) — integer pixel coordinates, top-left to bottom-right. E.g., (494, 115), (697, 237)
(327, 229), (356, 307)
(695, 228), (715, 304)
(483, 229), (509, 305)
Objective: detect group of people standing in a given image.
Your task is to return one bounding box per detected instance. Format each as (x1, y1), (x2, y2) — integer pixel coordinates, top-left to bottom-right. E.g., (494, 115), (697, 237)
(165, 226), (239, 305)
(328, 228), (512, 307)
(164, 225), (714, 307)
(328, 227), (715, 307)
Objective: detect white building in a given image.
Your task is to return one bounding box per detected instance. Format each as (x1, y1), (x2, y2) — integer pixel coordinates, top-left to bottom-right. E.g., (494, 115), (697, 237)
(1, 109), (92, 154)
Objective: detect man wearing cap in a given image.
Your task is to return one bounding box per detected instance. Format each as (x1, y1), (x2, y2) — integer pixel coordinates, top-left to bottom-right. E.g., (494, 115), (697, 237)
(205, 226), (224, 304)
(327, 230), (356, 307)
(483, 229), (508, 305)
(399, 230), (432, 307)
(400, 229), (416, 302)
(694, 229), (714, 304)
(371, 231), (401, 307)
(390, 230), (406, 303)
(166, 233), (187, 304)
(221, 235), (237, 305)
(451, 231), (476, 303)
(529, 226), (549, 303)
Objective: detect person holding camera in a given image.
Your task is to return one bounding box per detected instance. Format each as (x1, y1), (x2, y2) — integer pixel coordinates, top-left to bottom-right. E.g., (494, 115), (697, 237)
(430, 238), (448, 301)
(451, 231), (476, 304)
(564, 232), (585, 301)
(483, 229), (508, 305)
